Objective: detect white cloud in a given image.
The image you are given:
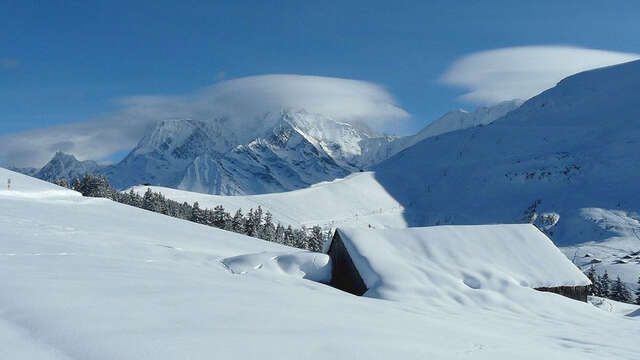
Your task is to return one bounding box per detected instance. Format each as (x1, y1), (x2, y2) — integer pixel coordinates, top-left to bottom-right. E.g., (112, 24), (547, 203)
(0, 75), (408, 168)
(441, 46), (640, 104)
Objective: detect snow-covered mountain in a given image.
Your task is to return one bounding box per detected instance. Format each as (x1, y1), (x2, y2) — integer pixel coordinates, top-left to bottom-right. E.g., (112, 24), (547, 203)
(99, 110), (393, 194)
(177, 110), (403, 194)
(171, 101), (521, 195)
(382, 99), (523, 156)
(371, 59), (640, 285)
(30, 100), (520, 195)
(100, 118), (240, 189)
(410, 99), (523, 143)
(35, 151), (103, 182)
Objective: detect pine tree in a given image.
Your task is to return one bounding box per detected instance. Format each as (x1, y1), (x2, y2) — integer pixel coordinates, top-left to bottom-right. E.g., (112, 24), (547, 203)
(190, 202), (205, 224)
(142, 188), (155, 211)
(634, 274), (640, 305)
(212, 205), (226, 228)
(586, 266), (600, 296)
(222, 212), (233, 231)
(600, 270), (611, 298)
(255, 207), (264, 237)
(610, 275), (633, 303)
(274, 224), (285, 244)
(309, 226), (325, 252)
(54, 178), (70, 188)
(73, 174), (114, 198)
(232, 209), (246, 234)
(283, 225), (295, 247)
(293, 226), (309, 250)
(127, 189), (142, 208)
(261, 211), (276, 241)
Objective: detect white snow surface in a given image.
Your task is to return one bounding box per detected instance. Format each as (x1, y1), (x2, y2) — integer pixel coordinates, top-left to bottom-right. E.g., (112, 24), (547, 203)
(222, 251), (332, 283)
(1, 167), (639, 359)
(588, 296), (639, 317)
(0, 167), (81, 199)
(333, 225), (590, 303)
(131, 172), (408, 229)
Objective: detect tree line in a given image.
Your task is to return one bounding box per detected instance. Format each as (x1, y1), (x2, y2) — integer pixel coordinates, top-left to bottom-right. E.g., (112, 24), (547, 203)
(55, 174), (328, 252)
(585, 266), (640, 305)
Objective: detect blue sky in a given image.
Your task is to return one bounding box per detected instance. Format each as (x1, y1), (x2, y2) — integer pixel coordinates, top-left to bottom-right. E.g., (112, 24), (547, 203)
(2, 1), (640, 166)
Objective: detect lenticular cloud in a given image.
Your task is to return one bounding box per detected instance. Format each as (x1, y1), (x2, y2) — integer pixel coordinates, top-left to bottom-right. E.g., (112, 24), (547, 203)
(199, 75), (409, 125)
(441, 46), (640, 104)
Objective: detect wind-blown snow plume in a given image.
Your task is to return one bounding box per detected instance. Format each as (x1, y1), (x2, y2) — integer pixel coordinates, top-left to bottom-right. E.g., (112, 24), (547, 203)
(0, 75), (408, 168)
(442, 46), (640, 104)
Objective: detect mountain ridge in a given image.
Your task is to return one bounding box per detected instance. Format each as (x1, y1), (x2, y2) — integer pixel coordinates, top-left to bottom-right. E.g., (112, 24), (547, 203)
(25, 101), (522, 194)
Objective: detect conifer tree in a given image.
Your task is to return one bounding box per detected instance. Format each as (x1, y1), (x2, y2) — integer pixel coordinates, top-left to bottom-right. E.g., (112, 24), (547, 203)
(635, 274), (640, 305)
(309, 225), (325, 252)
(610, 275), (633, 303)
(283, 225), (295, 247)
(54, 178), (70, 188)
(600, 270), (611, 298)
(274, 224), (285, 244)
(253, 206), (263, 234)
(190, 202), (205, 224)
(261, 211), (276, 241)
(142, 188), (155, 211)
(212, 205), (227, 228)
(586, 266), (600, 296)
(293, 226), (309, 249)
(232, 209), (245, 234)
(73, 174), (113, 198)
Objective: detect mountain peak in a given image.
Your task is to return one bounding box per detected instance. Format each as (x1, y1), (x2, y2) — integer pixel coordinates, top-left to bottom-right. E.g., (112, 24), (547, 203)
(35, 152), (102, 182)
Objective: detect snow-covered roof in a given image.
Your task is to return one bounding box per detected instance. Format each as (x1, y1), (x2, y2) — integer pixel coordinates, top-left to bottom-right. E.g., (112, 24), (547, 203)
(332, 224), (590, 301)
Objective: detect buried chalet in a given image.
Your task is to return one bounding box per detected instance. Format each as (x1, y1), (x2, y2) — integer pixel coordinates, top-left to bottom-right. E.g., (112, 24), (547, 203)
(325, 224), (590, 302)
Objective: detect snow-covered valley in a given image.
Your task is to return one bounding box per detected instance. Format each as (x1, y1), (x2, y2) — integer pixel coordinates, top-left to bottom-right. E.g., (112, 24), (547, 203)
(1, 168), (638, 360)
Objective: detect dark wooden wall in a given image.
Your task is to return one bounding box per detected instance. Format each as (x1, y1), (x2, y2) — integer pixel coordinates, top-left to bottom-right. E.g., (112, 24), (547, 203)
(535, 286), (589, 302)
(327, 232), (368, 296)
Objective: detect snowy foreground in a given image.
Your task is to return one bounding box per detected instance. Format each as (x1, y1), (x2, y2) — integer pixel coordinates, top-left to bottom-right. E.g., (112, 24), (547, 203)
(1, 168), (639, 359)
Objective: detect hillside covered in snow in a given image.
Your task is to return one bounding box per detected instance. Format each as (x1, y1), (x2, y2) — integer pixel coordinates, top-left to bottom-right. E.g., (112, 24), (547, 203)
(370, 59), (640, 285)
(1, 167), (638, 359)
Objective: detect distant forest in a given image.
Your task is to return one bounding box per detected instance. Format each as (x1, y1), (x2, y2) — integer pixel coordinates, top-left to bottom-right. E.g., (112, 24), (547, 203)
(55, 174), (328, 252)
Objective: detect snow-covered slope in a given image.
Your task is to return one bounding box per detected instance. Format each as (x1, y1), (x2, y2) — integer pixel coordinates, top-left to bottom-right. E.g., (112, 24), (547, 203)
(409, 99), (522, 144)
(1, 167), (639, 359)
(0, 167), (81, 199)
(133, 172), (407, 229)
